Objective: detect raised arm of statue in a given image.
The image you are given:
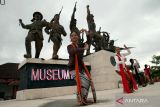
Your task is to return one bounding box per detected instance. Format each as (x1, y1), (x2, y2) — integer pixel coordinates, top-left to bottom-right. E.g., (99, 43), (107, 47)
(19, 19), (31, 29)
(87, 5), (90, 15)
(71, 2), (77, 20)
(70, 2), (77, 31)
(86, 5), (91, 22)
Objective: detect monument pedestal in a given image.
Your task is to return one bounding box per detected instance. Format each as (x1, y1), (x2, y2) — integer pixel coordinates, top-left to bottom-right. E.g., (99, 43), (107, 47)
(84, 50), (120, 91)
(16, 59), (90, 100)
(16, 50), (120, 100)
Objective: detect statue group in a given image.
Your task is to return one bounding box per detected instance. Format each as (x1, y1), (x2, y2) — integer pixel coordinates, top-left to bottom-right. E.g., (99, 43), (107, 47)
(19, 3), (116, 59)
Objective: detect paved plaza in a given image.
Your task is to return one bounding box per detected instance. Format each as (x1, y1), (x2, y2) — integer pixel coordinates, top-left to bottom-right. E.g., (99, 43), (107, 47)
(0, 82), (160, 107)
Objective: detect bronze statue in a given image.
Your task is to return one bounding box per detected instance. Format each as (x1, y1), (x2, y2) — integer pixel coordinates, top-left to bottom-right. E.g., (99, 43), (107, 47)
(45, 7), (67, 59)
(19, 12), (49, 58)
(107, 40), (115, 52)
(70, 2), (88, 48)
(101, 31), (110, 50)
(70, 2), (80, 38)
(86, 5), (103, 54)
(86, 5), (94, 54)
(86, 5), (96, 33)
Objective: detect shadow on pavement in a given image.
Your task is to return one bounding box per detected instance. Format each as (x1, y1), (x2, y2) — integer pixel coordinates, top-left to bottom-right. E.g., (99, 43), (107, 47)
(39, 98), (111, 107)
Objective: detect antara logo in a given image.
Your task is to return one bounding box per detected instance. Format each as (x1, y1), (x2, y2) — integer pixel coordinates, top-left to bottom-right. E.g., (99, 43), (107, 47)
(0, 0), (5, 5)
(116, 97), (124, 104)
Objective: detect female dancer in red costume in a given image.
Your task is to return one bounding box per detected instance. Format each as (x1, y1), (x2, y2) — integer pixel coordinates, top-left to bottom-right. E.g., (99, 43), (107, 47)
(114, 45), (138, 93)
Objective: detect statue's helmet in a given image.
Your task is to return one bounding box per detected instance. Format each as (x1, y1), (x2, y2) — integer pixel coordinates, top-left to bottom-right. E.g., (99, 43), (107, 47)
(31, 11), (43, 22)
(54, 14), (59, 18)
(51, 14), (59, 22)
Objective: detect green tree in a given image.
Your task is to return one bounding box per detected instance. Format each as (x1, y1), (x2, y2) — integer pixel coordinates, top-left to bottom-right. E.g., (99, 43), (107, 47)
(150, 55), (160, 78)
(151, 55), (160, 66)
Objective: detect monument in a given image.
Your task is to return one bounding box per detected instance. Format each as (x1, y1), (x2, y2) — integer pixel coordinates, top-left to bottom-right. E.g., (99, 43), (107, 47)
(17, 4), (121, 100)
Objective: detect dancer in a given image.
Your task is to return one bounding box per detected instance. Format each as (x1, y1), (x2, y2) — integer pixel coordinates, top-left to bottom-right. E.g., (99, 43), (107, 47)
(129, 59), (142, 86)
(67, 31), (96, 105)
(114, 45), (138, 93)
(144, 64), (154, 84)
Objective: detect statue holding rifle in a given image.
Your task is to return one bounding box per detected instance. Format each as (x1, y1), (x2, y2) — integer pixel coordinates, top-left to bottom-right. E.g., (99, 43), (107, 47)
(70, 2), (88, 47)
(45, 7), (67, 59)
(70, 2), (80, 38)
(101, 31), (110, 50)
(86, 5), (103, 54)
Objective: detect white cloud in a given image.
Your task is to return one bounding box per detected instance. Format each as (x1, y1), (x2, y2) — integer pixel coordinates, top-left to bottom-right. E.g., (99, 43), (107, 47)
(0, 0), (160, 68)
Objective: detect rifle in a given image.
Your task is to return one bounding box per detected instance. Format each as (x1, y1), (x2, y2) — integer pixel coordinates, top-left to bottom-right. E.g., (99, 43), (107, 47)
(97, 27), (101, 34)
(48, 6), (63, 42)
(50, 6), (63, 23)
(58, 6), (63, 16)
(74, 1), (77, 10)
